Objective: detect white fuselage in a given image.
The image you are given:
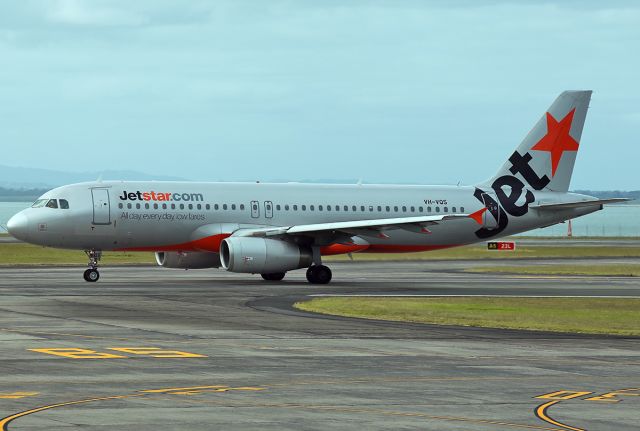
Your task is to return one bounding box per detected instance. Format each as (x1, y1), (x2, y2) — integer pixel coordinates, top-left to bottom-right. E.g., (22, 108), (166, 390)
(8, 180), (598, 254)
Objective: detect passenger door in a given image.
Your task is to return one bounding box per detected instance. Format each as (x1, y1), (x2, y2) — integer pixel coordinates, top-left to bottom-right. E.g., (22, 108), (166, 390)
(91, 188), (111, 225)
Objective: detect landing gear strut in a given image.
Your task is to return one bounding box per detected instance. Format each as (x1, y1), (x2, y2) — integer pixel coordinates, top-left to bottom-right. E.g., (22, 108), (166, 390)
(306, 246), (332, 284)
(83, 250), (101, 282)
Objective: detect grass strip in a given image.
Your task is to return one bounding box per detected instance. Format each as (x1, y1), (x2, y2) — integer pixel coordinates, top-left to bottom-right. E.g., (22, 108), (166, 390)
(2, 243), (640, 265)
(324, 245), (640, 261)
(0, 243), (154, 265)
(294, 297), (640, 336)
(464, 265), (640, 277)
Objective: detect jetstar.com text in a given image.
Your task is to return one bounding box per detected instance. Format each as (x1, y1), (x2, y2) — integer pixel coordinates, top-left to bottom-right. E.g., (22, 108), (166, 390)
(118, 191), (204, 202)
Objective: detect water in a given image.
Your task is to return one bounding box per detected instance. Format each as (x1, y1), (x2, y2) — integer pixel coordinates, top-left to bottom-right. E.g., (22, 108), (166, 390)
(0, 202), (638, 237)
(0, 202), (31, 232)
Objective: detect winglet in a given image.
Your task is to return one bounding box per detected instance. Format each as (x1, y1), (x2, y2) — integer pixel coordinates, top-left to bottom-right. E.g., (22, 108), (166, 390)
(468, 208), (487, 225)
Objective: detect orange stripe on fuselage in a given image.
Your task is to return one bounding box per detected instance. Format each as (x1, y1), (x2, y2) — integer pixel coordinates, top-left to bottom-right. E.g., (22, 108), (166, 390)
(320, 243), (370, 255)
(115, 234), (459, 255)
(114, 234), (230, 253)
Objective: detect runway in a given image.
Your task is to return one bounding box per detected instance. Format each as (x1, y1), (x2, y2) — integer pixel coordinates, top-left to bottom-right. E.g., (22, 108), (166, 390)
(0, 262), (639, 430)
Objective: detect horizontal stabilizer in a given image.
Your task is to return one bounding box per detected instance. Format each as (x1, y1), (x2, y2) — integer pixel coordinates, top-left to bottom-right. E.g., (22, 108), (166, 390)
(530, 198), (630, 211)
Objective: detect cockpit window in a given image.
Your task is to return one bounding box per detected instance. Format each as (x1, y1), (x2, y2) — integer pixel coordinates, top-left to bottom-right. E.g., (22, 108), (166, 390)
(45, 199), (58, 209)
(59, 199), (69, 209)
(31, 199), (47, 208)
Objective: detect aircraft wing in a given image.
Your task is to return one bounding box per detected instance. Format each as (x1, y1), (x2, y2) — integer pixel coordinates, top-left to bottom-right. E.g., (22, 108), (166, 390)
(530, 198), (630, 211)
(233, 209), (486, 239)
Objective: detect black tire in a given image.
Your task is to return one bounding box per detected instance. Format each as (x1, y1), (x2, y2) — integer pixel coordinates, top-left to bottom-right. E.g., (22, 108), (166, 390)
(261, 272), (286, 281)
(306, 266), (317, 283)
(85, 269), (99, 282)
(83, 269), (91, 282)
(306, 265), (332, 284)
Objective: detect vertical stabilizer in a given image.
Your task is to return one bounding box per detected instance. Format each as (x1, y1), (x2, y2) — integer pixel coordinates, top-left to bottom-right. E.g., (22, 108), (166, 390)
(481, 91), (592, 193)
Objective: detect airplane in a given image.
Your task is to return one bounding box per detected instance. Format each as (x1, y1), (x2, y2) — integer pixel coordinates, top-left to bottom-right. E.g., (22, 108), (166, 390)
(6, 90), (628, 284)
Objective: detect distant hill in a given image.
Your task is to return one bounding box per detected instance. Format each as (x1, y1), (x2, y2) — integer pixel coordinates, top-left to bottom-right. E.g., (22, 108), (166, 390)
(0, 164), (186, 189)
(573, 190), (639, 202)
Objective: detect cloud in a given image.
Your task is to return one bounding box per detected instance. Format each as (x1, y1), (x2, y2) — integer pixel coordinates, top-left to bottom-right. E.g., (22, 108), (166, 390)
(45, 0), (147, 27)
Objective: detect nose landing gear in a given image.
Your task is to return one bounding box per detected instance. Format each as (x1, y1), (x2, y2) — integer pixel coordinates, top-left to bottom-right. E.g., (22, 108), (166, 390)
(83, 250), (102, 282)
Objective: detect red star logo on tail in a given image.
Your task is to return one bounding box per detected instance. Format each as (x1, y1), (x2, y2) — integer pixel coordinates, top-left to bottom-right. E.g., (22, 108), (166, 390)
(531, 108), (579, 177)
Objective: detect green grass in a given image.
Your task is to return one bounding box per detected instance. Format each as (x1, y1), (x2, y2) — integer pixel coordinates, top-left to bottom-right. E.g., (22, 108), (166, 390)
(1, 242), (640, 266)
(295, 297), (640, 336)
(465, 264), (640, 277)
(324, 245), (640, 261)
(0, 243), (154, 265)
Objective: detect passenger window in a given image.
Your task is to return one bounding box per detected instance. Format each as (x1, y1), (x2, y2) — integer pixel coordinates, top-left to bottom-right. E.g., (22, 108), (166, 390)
(59, 199), (69, 209)
(154, 203), (159, 209)
(402, 206), (407, 212)
(214, 204), (219, 210)
(46, 199), (58, 209)
(188, 204), (192, 210)
(180, 204), (184, 210)
(335, 205), (339, 212)
(163, 203), (168, 209)
(418, 206), (423, 212)
(127, 203), (132, 209)
(360, 205), (365, 211)
(145, 203), (149, 209)
(293, 205), (298, 211)
(410, 206), (415, 212)
(136, 203), (141, 209)
(231, 204), (236, 210)
(118, 203), (123, 209)
(444, 207), (448, 213)
(302, 205), (306, 211)
(343, 205), (348, 211)
(452, 206), (457, 213)
(205, 204), (210, 210)
(386, 206), (390, 212)
(369, 206), (374, 212)
(394, 206), (398, 212)
(435, 207), (440, 213)
(377, 206), (382, 212)
(461, 206), (465, 212)
(197, 204), (201, 210)
(319, 205), (323, 211)
(276, 204), (281, 210)
(327, 205), (331, 211)
(352, 205), (357, 211)
(427, 206), (432, 212)
(240, 204), (245, 210)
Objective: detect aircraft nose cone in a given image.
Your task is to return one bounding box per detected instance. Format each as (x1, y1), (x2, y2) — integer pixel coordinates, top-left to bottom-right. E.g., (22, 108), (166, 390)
(7, 212), (29, 241)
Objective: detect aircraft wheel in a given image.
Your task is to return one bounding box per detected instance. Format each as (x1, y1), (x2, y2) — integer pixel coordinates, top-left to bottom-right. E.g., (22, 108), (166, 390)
(84, 269), (99, 282)
(306, 265), (332, 284)
(261, 272), (286, 281)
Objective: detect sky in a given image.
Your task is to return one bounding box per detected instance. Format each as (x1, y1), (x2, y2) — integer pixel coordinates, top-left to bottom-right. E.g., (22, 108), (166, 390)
(0, 0), (638, 189)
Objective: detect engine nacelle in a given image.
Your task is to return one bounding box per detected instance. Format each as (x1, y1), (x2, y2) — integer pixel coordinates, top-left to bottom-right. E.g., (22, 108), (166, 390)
(155, 251), (220, 269)
(220, 237), (312, 274)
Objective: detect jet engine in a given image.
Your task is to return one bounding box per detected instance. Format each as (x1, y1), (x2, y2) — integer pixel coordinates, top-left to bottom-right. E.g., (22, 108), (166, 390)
(155, 251), (220, 269)
(220, 237), (312, 273)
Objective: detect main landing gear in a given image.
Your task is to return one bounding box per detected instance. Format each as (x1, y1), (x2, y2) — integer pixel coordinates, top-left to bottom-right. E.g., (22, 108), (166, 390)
(83, 250), (102, 282)
(306, 265), (332, 284)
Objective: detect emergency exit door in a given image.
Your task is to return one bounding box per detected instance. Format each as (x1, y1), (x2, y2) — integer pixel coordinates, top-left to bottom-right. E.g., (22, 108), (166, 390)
(264, 201), (273, 218)
(251, 200), (260, 218)
(91, 188), (111, 225)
